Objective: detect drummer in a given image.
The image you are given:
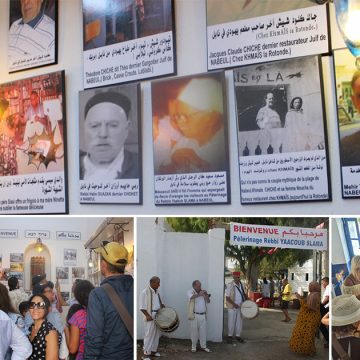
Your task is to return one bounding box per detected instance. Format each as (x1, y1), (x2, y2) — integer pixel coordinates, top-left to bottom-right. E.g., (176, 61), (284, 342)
(187, 280), (211, 353)
(139, 276), (165, 359)
(225, 271), (247, 343)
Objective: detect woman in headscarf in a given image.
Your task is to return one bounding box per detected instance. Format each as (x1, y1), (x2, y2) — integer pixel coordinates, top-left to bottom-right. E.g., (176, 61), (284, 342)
(289, 281), (321, 356)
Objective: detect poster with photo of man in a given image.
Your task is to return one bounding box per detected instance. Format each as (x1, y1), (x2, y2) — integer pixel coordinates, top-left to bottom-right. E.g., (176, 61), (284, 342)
(82, 0), (176, 88)
(79, 83), (142, 204)
(0, 70), (67, 214)
(206, 0), (329, 71)
(151, 71), (230, 205)
(234, 56), (330, 204)
(8, 0), (58, 73)
(333, 48), (360, 198)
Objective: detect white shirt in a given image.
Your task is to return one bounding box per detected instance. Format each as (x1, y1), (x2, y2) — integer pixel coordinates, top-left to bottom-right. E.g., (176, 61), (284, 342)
(322, 284), (330, 309)
(139, 287), (161, 312)
(225, 281), (245, 305)
(187, 289), (207, 313)
(0, 310), (32, 360)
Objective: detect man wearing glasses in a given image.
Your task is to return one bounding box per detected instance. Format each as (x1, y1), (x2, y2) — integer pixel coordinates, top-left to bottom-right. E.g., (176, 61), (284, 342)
(84, 242), (133, 360)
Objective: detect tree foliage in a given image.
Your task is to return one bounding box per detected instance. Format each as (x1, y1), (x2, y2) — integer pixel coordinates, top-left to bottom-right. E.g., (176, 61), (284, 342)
(165, 217), (328, 289)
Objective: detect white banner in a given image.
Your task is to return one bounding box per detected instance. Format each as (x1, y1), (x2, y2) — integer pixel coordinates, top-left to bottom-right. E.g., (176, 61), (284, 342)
(207, 5), (328, 70)
(80, 179), (140, 204)
(230, 222), (327, 250)
(342, 167), (360, 198)
(0, 172), (65, 214)
(0, 230), (17, 238)
(83, 31), (174, 88)
(56, 231), (81, 240)
(154, 171), (228, 205)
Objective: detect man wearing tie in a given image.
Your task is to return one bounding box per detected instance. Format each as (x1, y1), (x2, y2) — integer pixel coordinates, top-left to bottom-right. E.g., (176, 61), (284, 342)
(225, 271), (247, 343)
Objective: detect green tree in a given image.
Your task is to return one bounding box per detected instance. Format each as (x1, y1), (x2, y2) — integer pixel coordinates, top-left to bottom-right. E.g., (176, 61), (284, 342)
(166, 217), (328, 291)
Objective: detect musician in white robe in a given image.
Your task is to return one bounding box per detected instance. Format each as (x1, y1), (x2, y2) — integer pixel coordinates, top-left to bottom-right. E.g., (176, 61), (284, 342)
(139, 276), (164, 359)
(187, 280), (211, 353)
(225, 271), (247, 343)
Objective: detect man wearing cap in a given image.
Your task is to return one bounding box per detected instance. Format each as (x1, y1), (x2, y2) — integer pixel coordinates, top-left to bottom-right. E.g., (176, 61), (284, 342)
(84, 241), (133, 360)
(187, 280), (211, 353)
(225, 272), (247, 343)
(139, 276), (165, 359)
(157, 77), (226, 174)
(80, 91), (139, 181)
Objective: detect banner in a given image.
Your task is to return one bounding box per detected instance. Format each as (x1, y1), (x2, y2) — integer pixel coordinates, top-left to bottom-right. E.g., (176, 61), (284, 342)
(230, 222), (327, 251)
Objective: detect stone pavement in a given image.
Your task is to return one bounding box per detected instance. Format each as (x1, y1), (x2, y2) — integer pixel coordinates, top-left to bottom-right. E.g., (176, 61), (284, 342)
(137, 307), (329, 360)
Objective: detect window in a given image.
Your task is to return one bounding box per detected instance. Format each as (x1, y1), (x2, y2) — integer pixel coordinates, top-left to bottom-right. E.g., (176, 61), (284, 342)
(305, 273), (309, 281)
(291, 273), (294, 280)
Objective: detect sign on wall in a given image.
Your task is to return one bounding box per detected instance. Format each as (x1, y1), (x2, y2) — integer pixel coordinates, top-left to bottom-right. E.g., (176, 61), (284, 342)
(151, 71), (230, 205)
(233, 56), (331, 204)
(0, 70), (68, 214)
(206, 0), (329, 70)
(82, 0), (176, 88)
(230, 222), (327, 250)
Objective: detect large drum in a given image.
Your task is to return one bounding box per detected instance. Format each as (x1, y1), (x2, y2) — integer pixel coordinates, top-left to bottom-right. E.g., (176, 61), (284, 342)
(240, 300), (259, 320)
(155, 307), (180, 333)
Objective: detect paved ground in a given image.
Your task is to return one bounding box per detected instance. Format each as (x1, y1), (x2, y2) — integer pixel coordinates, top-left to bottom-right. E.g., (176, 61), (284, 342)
(137, 307), (329, 360)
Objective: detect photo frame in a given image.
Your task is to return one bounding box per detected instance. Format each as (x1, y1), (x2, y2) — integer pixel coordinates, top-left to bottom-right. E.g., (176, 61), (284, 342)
(56, 266), (69, 284)
(82, 0), (176, 88)
(333, 48), (360, 198)
(151, 71), (230, 205)
(9, 0), (58, 73)
(206, 0), (329, 70)
(233, 56), (331, 204)
(0, 70), (68, 214)
(63, 248), (77, 266)
(79, 83), (142, 204)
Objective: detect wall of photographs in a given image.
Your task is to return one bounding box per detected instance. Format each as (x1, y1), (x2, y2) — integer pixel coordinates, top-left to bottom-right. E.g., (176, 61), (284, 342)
(0, 0), (358, 215)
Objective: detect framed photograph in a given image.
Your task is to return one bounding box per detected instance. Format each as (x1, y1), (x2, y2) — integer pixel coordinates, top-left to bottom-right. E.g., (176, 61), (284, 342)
(82, 0), (176, 88)
(206, 0), (329, 70)
(9, 272), (24, 287)
(60, 291), (70, 305)
(63, 249), (77, 266)
(10, 253), (23, 262)
(79, 83), (142, 204)
(0, 70), (67, 214)
(151, 71), (230, 205)
(10, 262), (24, 272)
(56, 266), (69, 284)
(72, 267), (85, 279)
(9, 0), (58, 73)
(333, 48), (360, 198)
(234, 56), (331, 204)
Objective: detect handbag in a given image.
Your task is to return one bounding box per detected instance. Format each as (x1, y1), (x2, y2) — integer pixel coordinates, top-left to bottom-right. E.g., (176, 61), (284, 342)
(102, 283), (133, 338)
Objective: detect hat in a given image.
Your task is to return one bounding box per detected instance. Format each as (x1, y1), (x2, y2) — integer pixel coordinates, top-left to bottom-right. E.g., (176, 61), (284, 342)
(332, 294), (360, 326)
(85, 92), (131, 118)
(32, 274), (46, 287)
(95, 242), (128, 267)
(178, 78), (223, 113)
(232, 271), (241, 277)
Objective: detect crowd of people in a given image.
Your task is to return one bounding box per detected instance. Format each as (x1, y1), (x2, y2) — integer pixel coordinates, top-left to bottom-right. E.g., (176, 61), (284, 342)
(0, 241), (133, 360)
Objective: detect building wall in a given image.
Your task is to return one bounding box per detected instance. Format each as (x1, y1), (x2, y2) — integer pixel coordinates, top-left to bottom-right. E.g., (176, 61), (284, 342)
(0, 1), (354, 215)
(137, 217), (225, 341)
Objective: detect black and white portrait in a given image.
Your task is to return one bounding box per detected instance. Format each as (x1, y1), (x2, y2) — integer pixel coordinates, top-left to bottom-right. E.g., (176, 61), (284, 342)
(63, 248), (77, 266)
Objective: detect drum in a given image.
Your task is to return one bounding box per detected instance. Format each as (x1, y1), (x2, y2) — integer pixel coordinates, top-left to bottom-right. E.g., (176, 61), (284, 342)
(240, 300), (259, 320)
(155, 307), (180, 333)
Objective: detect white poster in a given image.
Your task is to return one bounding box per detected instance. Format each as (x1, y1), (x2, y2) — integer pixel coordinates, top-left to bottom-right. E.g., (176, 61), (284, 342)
(207, 2), (329, 70)
(234, 56), (330, 204)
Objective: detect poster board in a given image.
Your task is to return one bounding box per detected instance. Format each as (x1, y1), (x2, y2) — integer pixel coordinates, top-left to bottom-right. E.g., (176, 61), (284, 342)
(151, 71), (230, 205)
(206, 0), (329, 70)
(79, 83), (142, 204)
(0, 70), (68, 214)
(234, 56), (331, 204)
(9, 0), (58, 73)
(333, 48), (360, 198)
(82, 0), (176, 88)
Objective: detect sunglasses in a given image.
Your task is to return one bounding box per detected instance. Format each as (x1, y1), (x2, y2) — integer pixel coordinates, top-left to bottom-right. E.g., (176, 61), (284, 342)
(29, 301), (46, 310)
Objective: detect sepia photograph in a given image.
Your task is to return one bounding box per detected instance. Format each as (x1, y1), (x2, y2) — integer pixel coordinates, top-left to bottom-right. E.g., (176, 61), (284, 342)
(9, 0), (58, 72)
(10, 252), (24, 262)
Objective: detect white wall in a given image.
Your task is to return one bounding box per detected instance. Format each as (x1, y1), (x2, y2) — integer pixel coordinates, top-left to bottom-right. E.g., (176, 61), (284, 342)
(137, 217), (225, 342)
(0, 1), (355, 215)
(288, 259), (313, 293)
